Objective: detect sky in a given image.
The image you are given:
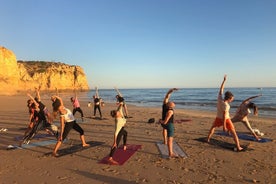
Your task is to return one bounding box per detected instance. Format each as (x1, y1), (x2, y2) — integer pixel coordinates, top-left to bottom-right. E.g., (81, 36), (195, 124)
(1, 0), (276, 89)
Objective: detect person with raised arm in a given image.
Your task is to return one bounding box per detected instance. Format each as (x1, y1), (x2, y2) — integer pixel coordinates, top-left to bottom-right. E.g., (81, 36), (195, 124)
(207, 75), (244, 151)
(51, 95), (89, 157)
(159, 88), (178, 158)
(231, 94), (262, 141)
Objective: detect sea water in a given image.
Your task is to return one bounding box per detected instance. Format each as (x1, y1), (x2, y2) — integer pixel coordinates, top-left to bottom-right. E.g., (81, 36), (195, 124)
(61, 88), (276, 118)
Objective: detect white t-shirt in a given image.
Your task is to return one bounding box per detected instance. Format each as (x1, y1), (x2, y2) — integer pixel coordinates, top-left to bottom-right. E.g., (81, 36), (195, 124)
(60, 108), (75, 122)
(216, 94), (230, 119)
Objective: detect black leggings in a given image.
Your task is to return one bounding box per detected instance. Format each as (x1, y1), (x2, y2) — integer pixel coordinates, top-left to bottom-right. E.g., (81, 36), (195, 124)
(109, 127), (127, 157)
(94, 105), (102, 117)
(73, 107), (84, 117)
(62, 120), (84, 141)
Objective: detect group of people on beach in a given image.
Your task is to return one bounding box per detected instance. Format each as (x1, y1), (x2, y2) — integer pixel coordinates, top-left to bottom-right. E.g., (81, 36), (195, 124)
(161, 75), (262, 156)
(21, 74), (263, 162)
(21, 86), (129, 164)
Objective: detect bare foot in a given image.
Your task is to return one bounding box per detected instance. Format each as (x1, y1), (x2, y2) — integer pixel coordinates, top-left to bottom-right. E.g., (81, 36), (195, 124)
(108, 158), (119, 165)
(123, 145), (127, 151)
(169, 153), (179, 158)
(234, 147), (244, 152)
(82, 143), (90, 147)
(52, 152), (59, 157)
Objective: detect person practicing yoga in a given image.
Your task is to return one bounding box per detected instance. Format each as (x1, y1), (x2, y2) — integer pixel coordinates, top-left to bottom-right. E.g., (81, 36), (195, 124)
(207, 75), (244, 152)
(108, 104), (128, 165)
(159, 88), (179, 158)
(51, 95), (89, 157)
(231, 94), (262, 141)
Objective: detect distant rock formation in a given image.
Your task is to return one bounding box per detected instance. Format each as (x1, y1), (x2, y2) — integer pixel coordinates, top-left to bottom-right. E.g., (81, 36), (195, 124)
(0, 46), (89, 95)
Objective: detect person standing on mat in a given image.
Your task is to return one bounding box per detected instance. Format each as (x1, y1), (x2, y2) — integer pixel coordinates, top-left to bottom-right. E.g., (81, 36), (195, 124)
(51, 95), (89, 157)
(207, 75), (243, 151)
(231, 94), (262, 141)
(108, 104), (128, 165)
(70, 90), (84, 121)
(159, 88), (178, 158)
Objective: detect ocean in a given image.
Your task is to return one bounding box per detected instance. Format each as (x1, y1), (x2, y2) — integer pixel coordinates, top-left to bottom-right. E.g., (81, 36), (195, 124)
(62, 88), (276, 118)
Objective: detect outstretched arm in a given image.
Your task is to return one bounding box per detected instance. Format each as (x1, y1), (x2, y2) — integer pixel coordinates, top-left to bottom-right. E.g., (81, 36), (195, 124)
(53, 95), (64, 107)
(163, 88), (178, 104)
(219, 75), (227, 95)
(242, 94), (262, 104)
(114, 87), (122, 97)
(95, 87), (99, 98)
(35, 86), (41, 102)
(27, 93), (39, 107)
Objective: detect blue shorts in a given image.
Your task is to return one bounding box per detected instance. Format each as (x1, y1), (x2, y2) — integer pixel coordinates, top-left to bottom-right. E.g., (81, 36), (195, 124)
(161, 123), (174, 137)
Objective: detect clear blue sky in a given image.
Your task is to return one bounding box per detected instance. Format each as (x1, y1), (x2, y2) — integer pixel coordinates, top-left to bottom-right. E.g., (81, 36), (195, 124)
(1, 0), (276, 89)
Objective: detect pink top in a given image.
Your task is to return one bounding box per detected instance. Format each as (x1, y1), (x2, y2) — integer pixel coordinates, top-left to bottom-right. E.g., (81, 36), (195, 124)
(72, 97), (80, 108)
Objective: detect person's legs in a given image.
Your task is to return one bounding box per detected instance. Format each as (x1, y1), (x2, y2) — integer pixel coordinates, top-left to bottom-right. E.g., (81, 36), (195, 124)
(226, 119), (243, 151)
(52, 140), (62, 157)
(98, 106), (102, 118)
(72, 108), (77, 116)
(121, 128), (128, 150)
(167, 136), (177, 157)
(207, 118), (222, 142)
(78, 108), (84, 118)
(207, 126), (216, 142)
(229, 128), (243, 151)
(162, 129), (167, 144)
(93, 105), (97, 116)
(72, 122), (89, 147)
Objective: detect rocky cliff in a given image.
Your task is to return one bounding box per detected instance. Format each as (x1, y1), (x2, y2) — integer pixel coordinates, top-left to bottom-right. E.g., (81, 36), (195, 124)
(0, 46), (89, 95)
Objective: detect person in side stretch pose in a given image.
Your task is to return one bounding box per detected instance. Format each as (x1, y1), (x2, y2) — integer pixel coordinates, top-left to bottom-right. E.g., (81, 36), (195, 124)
(231, 94), (262, 141)
(159, 88), (178, 158)
(108, 104), (128, 165)
(51, 95), (89, 157)
(207, 75), (243, 151)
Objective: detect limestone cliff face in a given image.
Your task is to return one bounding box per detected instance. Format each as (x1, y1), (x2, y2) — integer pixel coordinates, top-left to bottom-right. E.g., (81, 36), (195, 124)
(0, 46), (89, 95)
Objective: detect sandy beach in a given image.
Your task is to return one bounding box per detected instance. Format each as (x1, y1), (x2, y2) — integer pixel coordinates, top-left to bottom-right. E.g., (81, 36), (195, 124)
(0, 95), (275, 184)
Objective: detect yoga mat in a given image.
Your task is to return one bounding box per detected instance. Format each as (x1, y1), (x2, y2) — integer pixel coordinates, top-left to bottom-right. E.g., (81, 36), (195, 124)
(7, 139), (57, 150)
(195, 137), (253, 152)
(156, 141), (188, 158)
(15, 133), (54, 141)
(215, 131), (273, 143)
(98, 144), (142, 165)
(50, 141), (104, 157)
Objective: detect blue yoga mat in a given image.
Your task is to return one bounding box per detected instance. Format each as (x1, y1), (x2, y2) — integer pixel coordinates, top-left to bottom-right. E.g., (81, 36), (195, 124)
(216, 131), (273, 143)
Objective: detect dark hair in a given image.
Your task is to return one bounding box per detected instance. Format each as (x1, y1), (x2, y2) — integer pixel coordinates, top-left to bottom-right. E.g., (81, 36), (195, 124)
(27, 99), (32, 107)
(118, 96), (124, 102)
(110, 110), (117, 117)
(52, 98), (61, 112)
(248, 102), (258, 115)
(70, 97), (74, 101)
(34, 97), (39, 102)
(224, 91), (234, 100)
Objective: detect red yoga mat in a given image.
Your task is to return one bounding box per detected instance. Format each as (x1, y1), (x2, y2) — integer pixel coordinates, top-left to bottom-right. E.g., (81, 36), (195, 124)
(98, 144), (142, 165)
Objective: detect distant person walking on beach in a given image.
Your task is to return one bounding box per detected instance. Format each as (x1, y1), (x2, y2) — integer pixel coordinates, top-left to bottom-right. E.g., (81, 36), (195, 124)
(51, 95), (89, 157)
(207, 75), (244, 151)
(159, 88), (178, 158)
(231, 94), (263, 141)
(115, 87), (129, 118)
(108, 104), (128, 165)
(93, 87), (103, 119)
(71, 90), (84, 121)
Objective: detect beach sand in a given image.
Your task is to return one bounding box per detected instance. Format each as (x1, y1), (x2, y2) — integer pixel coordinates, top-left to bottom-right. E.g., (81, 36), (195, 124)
(0, 95), (275, 184)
